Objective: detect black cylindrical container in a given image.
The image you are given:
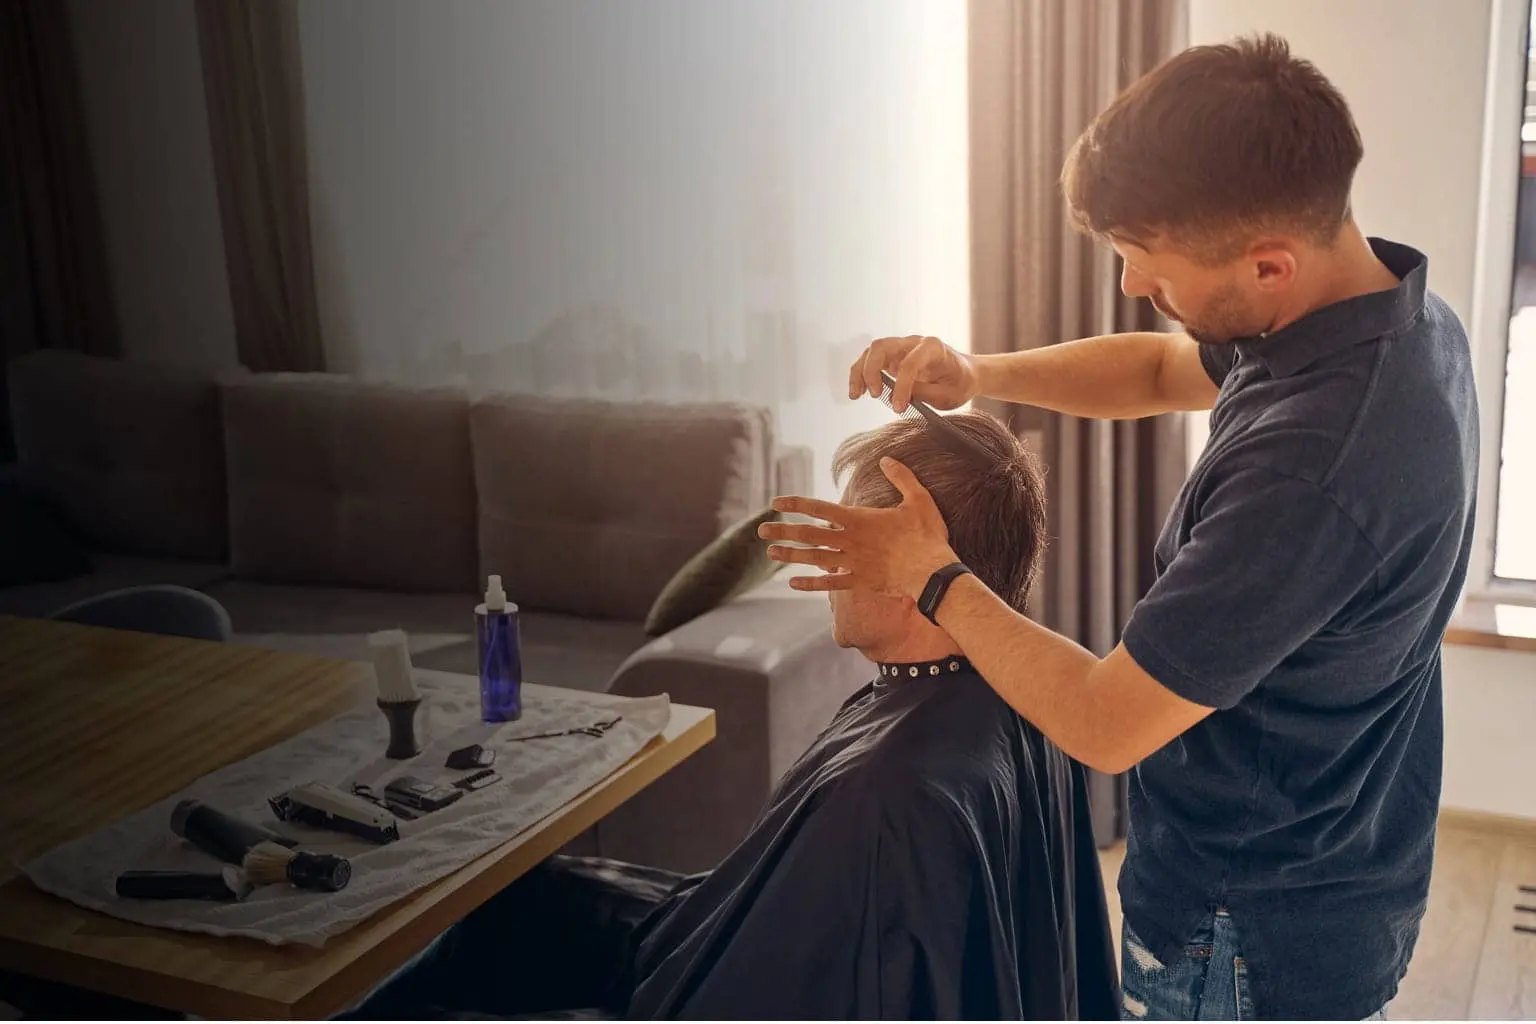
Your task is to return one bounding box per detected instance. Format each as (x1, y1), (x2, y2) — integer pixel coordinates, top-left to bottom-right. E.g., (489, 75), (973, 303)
(170, 799), (296, 865)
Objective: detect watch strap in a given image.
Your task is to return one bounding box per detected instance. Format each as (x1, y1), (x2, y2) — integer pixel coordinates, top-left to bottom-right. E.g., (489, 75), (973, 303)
(918, 562), (973, 625)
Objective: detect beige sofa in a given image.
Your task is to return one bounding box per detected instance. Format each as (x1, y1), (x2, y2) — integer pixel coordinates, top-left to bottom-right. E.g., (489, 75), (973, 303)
(1, 350), (870, 872)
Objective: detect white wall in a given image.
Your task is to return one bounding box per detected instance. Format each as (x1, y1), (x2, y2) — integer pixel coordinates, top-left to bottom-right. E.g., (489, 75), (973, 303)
(67, 0), (238, 371)
(297, 0), (970, 498)
(1442, 645), (1536, 819)
(1191, 0), (1536, 820)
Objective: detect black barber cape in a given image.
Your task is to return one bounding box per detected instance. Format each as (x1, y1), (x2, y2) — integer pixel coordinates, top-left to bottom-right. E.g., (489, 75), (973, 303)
(625, 664), (1120, 1019)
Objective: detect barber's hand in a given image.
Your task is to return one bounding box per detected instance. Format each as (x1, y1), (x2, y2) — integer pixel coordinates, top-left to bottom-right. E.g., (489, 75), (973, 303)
(758, 457), (958, 599)
(850, 335), (981, 412)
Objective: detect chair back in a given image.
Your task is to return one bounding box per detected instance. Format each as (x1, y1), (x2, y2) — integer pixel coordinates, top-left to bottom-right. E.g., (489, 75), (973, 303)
(50, 585), (233, 642)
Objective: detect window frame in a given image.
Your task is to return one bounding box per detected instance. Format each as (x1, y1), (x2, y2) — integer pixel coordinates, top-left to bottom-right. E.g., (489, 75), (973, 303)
(1466, 0), (1536, 603)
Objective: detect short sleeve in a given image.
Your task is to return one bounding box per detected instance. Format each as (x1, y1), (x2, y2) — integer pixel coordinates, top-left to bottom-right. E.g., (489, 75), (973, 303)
(1121, 467), (1382, 710)
(1199, 342), (1238, 386)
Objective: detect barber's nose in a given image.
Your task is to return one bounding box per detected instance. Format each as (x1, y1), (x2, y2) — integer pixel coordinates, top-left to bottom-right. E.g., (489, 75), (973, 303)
(1120, 262), (1154, 299)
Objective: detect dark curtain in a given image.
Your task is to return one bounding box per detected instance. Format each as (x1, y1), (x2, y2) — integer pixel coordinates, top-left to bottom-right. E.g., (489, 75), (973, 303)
(0, 0), (121, 461)
(968, 0), (1189, 846)
(194, 0), (326, 373)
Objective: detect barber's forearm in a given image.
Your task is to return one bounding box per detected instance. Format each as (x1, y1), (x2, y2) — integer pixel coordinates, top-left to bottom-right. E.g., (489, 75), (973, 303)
(932, 574), (1120, 770)
(972, 331), (1194, 419)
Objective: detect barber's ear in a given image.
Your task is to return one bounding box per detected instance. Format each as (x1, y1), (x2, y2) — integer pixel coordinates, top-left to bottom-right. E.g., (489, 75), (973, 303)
(1250, 243), (1297, 291)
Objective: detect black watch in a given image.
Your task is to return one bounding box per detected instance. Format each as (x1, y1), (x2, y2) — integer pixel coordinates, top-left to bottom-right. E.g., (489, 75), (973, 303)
(917, 562), (973, 625)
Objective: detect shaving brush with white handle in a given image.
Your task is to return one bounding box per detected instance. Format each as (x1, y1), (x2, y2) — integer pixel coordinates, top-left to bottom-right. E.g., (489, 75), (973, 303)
(242, 841), (352, 892)
(369, 628), (422, 758)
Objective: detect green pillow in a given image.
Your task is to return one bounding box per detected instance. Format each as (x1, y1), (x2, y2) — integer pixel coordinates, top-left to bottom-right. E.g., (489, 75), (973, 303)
(644, 506), (785, 636)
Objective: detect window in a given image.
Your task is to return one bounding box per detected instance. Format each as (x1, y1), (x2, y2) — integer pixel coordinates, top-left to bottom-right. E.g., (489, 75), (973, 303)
(1468, 0), (1536, 597)
(1494, 1), (1536, 583)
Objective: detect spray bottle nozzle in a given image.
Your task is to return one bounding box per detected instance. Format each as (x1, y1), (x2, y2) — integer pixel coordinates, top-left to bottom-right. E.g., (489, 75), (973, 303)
(484, 574), (507, 612)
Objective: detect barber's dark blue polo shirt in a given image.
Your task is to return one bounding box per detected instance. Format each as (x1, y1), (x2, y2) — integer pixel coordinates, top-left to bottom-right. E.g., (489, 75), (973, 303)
(1118, 239), (1479, 1020)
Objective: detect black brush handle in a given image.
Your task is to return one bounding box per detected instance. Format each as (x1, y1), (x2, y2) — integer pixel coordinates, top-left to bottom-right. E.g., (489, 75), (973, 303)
(116, 869), (246, 901)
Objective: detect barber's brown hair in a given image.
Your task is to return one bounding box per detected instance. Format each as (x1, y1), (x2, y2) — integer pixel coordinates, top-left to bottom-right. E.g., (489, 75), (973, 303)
(831, 412), (1047, 613)
(1060, 33), (1363, 263)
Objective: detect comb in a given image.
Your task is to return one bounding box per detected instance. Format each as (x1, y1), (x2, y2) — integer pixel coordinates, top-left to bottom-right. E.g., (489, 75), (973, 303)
(876, 370), (995, 467)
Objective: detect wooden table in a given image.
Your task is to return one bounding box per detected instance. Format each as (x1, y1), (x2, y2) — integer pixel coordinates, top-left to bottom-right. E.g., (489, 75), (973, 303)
(0, 615), (715, 1018)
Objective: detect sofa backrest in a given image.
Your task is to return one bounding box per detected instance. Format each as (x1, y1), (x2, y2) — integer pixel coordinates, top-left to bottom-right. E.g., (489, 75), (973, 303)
(5, 352), (792, 615)
(470, 394), (776, 621)
(221, 373), (481, 593)
(7, 350), (230, 561)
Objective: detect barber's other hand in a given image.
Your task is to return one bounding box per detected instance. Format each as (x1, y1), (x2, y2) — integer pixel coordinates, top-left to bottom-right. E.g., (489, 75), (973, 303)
(759, 457), (958, 600)
(850, 335), (980, 412)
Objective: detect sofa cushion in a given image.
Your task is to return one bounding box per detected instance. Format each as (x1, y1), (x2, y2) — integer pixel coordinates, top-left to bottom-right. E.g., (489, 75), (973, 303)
(221, 374), (479, 592)
(471, 395), (774, 621)
(208, 581), (647, 693)
(0, 554), (230, 618)
(7, 350), (229, 560)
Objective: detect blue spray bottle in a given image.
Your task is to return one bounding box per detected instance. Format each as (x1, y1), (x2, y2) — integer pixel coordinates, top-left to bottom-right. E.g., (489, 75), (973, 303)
(477, 573), (522, 722)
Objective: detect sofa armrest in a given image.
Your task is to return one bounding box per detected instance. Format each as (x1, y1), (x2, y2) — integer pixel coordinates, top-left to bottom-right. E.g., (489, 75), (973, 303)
(594, 572), (869, 872)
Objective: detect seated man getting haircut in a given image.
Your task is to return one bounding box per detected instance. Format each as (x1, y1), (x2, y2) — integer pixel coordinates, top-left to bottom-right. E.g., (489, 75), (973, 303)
(348, 411), (1118, 1021)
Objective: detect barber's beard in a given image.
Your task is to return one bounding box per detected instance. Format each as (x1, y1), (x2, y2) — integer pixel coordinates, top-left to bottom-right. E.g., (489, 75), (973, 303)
(1184, 322), (1229, 346)
(1150, 293), (1182, 325)
(1153, 285), (1256, 345)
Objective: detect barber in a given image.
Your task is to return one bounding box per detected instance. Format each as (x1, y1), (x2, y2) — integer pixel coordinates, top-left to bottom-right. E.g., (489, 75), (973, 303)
(758, 34), (1477, 1023)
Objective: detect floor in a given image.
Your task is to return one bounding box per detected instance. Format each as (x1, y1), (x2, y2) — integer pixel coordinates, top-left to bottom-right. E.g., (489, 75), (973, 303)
(1096, 818), (1536, 1019)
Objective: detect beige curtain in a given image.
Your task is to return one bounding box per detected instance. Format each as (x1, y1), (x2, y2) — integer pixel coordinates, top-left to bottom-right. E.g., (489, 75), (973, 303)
(195, 0), (325, 373)
(0, 0), (121, 459)
(969, 0), (1188, 843)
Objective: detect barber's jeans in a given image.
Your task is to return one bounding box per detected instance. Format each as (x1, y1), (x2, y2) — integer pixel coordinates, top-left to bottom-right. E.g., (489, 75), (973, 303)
(1119, 910), (1388, 1021)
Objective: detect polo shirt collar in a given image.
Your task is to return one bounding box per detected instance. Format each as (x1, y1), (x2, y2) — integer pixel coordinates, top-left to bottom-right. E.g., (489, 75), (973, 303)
(1234, 238), (1428, 378)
